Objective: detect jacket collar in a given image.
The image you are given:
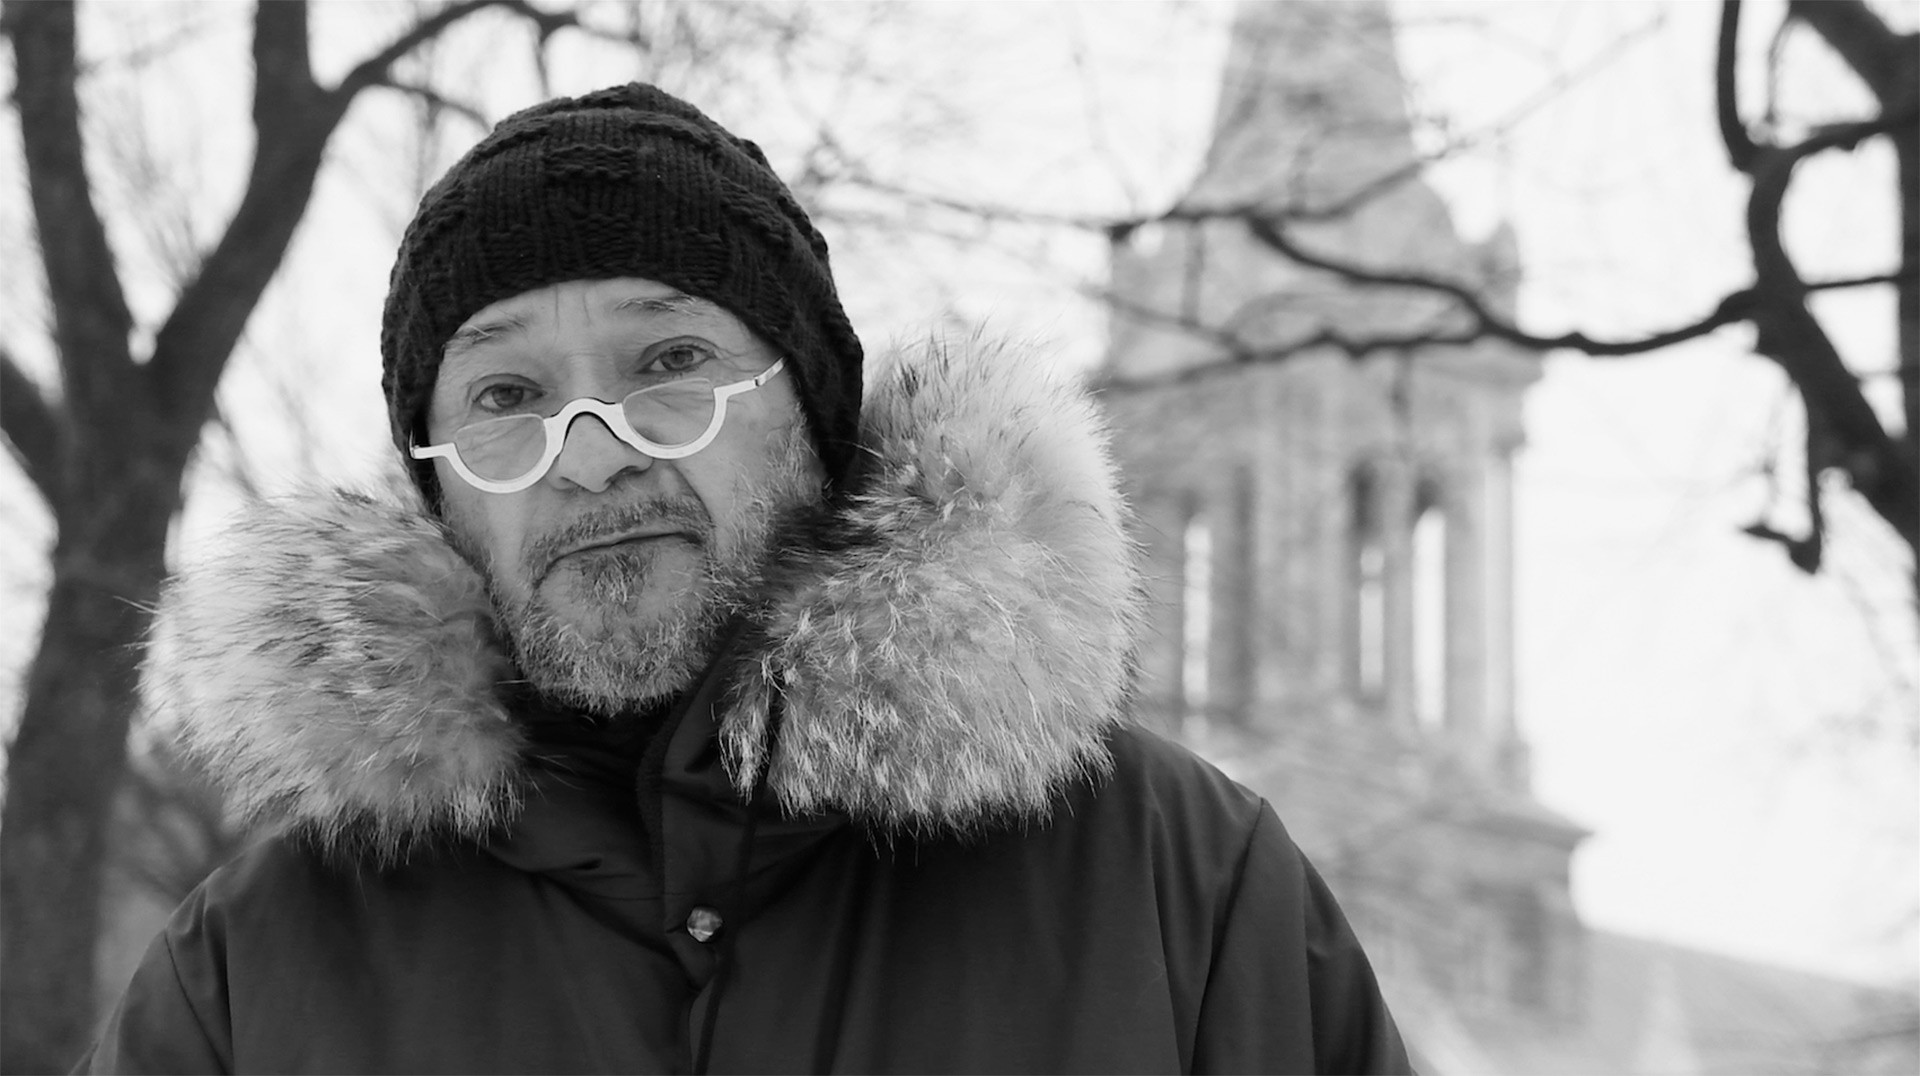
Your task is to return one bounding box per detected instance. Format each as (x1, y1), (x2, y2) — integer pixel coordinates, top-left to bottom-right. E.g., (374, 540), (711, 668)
(145, 336), (1143, 864)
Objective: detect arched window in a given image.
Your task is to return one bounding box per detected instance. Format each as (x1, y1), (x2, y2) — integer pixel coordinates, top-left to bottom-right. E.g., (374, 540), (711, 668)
(1348, 465), (1385, 699)
(1180, 511), (1213, 730)
(1413, 482), (1448, 731)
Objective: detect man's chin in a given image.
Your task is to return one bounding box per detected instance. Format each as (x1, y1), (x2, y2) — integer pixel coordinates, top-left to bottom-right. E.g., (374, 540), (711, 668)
(541, 599), (690, 644)
(544, 539), (702, 614)
(509, 592), (715, 715)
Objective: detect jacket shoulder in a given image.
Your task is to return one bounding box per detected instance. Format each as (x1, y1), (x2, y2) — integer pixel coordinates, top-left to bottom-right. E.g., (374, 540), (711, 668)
(1095, 722), (1275, 839)
(1022, 722), (1283, 906)
(1094, 726), (1412, 1074)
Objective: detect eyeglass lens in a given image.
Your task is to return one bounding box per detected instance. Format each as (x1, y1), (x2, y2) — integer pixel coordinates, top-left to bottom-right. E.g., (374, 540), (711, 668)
(450, 380), (721, 483)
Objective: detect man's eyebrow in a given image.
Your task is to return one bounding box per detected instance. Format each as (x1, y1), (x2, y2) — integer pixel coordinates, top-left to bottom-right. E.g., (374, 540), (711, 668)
(612, 292), (710, 317)
(444, 315), (527, 360)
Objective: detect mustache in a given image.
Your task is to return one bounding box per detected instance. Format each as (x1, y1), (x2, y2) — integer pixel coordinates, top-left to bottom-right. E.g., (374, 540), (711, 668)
(525, 497), (712, 583)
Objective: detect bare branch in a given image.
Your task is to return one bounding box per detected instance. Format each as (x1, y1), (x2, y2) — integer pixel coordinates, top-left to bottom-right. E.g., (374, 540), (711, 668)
(145, 1), (342, 441)
(1167, 109), (1908, 364)
(1240, 213), (1754, 357)
(1790, 2), (1920, 482)
(1789, 0), (1914, 106)
(1, 0), (137, 427)
(505, 0), (580, 50)
(1276, 10), (1668, 225)
(1744, 111), (1920, 552)
(333, 0), (504, 98)
(835, 169), (1116, 233)
(149, 0), (544, 446)
(1808, 270), (1909, 292)
(1741, 500), (1823, 574)
(199, 402), (268, 506)
(833, 139), (1410, 237)
(1097, 282), (1516, 391)
(1094, 290), (1260, 368)
(73, 7), (227, 78)
(368, 79), (489, 129)
(0, 351), (65, 502)
(1781, 112), (1917, 165)
(843, 166), (1772, 364)
(1762, 4), (1792, 132)
(1719, 0), (1761, 173)
(333, 0), (580, 101)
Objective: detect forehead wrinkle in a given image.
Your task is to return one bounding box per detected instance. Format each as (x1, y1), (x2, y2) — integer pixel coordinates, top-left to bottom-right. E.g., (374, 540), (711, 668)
(611, 292), (713, 319)
(443, 314), (529, 364)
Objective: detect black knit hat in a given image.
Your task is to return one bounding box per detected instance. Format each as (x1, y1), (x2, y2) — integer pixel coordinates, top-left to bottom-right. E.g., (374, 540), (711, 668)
(381, 83), (863, 502)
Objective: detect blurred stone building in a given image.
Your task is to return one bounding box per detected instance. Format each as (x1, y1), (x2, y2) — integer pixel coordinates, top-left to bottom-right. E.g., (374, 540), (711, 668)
(1097, 3), (1917, 1073)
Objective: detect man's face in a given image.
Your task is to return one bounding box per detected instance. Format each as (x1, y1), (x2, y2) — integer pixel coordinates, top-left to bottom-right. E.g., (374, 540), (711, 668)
(425, 277), (825, 713)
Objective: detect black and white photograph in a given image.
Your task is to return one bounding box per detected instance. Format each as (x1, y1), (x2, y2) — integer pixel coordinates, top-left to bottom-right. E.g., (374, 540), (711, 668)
(2, 1), (1915, 1072)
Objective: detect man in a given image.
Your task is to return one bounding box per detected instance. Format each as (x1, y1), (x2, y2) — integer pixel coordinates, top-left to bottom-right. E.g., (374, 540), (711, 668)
(83, 83), (1408, 1074)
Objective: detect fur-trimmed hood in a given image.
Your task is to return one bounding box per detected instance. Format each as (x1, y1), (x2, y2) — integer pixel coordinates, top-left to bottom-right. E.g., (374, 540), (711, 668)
(145, 337), (1142, 860)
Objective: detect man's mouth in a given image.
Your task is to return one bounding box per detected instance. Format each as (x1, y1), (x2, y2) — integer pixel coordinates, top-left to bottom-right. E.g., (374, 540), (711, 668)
(556, 529), (691, 559)
(525, 497), (714, 587)
(537, 529), (697, 581)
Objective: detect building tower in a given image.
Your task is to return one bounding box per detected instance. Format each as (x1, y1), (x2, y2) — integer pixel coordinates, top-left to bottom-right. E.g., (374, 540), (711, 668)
(1099, 0), (1588, 1032)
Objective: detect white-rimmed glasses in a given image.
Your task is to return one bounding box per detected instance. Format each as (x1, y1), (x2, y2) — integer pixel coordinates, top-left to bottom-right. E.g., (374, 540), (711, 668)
(412, 360), (786, 494)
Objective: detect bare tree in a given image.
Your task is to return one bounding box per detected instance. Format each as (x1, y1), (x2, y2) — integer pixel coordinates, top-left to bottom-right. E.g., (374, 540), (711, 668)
(0, 3), (592, 1068)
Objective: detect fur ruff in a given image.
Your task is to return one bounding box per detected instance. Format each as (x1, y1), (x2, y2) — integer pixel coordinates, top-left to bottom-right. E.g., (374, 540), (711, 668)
(145, 336), (1142, 858)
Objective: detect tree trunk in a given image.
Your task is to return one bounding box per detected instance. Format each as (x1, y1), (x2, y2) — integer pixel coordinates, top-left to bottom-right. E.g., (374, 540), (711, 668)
(1, 469), (175, 1074)
(0, 3), (526, 1068)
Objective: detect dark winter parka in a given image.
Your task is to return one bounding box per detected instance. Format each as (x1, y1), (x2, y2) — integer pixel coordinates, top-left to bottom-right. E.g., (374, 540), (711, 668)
(83, 340), (1410, 1075)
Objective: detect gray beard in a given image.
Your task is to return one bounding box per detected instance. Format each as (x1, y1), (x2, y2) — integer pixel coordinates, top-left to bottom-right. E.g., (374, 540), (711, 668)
(501, 539), (740, 716)
(450, 431), (823, 717)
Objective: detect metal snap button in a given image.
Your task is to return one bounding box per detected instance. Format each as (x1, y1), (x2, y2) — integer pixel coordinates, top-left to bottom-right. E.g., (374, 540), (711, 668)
(686, 906), (723, 943)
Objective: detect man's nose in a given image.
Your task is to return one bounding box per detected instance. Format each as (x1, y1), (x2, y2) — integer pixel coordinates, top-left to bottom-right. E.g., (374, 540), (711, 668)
(545, 411), (655, 493)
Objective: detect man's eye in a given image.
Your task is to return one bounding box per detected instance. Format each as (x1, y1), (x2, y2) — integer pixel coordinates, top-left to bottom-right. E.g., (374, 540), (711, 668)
(473, 383), (538, 413)
(641, 340), (717, 376)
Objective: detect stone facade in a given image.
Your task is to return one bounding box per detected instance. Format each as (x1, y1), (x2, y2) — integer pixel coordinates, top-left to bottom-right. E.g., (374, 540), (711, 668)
(1096, 0), (1589, 1038)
